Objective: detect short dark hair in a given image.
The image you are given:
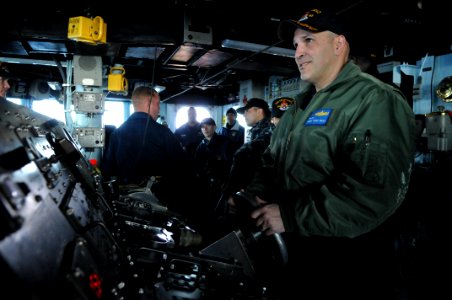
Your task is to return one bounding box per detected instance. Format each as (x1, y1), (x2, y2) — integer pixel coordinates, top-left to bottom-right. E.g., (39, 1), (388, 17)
(0, 63), (12, 80)
(226, 107), (237, 116)
(200, 117), (216, 126)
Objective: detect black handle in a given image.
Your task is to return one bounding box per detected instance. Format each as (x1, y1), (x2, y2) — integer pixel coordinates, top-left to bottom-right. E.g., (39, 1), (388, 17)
(233, 191), (288, 266)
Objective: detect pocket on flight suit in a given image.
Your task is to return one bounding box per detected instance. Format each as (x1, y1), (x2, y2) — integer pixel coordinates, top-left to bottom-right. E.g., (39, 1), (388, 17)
(348, 130), (388, 187)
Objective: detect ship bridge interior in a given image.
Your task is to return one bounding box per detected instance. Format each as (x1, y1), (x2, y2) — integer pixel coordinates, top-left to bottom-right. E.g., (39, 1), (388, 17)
(0, 0), (450, 104)
(0, 1), (451, 299)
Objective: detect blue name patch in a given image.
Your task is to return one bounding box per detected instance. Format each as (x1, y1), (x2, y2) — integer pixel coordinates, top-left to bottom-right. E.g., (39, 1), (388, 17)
(304, 108), (333, 126)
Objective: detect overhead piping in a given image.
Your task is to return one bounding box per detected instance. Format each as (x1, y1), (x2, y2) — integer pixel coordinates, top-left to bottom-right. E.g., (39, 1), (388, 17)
(161, 39), (288, 103)
(221, 39), (295, 58)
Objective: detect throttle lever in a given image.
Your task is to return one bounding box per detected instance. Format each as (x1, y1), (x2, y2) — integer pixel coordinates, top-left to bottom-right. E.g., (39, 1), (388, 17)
(233, 191), (288, 266)
(233, 191), (258, 214)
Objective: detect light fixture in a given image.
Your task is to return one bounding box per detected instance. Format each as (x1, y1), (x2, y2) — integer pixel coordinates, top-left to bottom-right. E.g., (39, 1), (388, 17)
(436, 76), (452, 102)
(47, 81), (62, 91)
(221, 39), (295, 58)
(154, 85), (166, 93)
(133, 81), (166, 93)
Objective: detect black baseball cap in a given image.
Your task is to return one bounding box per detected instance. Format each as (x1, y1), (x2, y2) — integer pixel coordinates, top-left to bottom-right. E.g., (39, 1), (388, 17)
(200, 117), (216, 126)
(278, 8), (348, 41)
(272, 97), (295, 118)
(236, 98), (271, 116)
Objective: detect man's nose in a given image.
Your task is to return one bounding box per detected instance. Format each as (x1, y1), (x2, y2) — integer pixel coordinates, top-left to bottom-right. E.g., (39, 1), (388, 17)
(295, 45), (304, 59)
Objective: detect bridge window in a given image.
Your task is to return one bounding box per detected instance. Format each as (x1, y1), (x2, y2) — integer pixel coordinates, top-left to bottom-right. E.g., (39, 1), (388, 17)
(104, 101), (129, 128)
(6, 97), (22, 105)
(32, 99), (65, 123)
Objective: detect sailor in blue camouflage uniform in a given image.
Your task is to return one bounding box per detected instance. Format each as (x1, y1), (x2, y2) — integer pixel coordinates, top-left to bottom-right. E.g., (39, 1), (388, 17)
(223, 98), (274, 209)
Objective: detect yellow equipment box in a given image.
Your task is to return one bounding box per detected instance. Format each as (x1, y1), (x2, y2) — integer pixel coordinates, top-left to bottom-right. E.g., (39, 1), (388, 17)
(108, 66), (128, 93)
(68, 16), (107, 44)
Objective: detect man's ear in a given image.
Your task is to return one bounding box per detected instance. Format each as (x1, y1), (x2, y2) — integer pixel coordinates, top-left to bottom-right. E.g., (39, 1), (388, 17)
(334, 35), (346, 54)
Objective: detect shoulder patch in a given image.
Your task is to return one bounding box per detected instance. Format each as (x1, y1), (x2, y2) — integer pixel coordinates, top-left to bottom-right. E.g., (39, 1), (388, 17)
(304, 108), (333, 126)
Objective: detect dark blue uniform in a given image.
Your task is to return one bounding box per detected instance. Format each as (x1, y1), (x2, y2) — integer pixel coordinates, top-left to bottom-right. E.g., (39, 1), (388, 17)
(174, 122), (204, 158)
(194, 133), (232, 198)
(102, 112), (201, 216)
(194, 133), (233, 242)
(103, 112), (190, 185)
(217, 121), (245, 156)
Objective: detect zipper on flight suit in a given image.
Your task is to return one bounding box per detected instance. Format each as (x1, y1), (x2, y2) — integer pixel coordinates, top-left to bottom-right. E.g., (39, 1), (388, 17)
(362, 129), (372, 174)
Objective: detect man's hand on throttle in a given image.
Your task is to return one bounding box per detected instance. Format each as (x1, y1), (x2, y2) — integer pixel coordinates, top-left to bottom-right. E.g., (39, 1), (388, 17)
(251, 198), (285, 235)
